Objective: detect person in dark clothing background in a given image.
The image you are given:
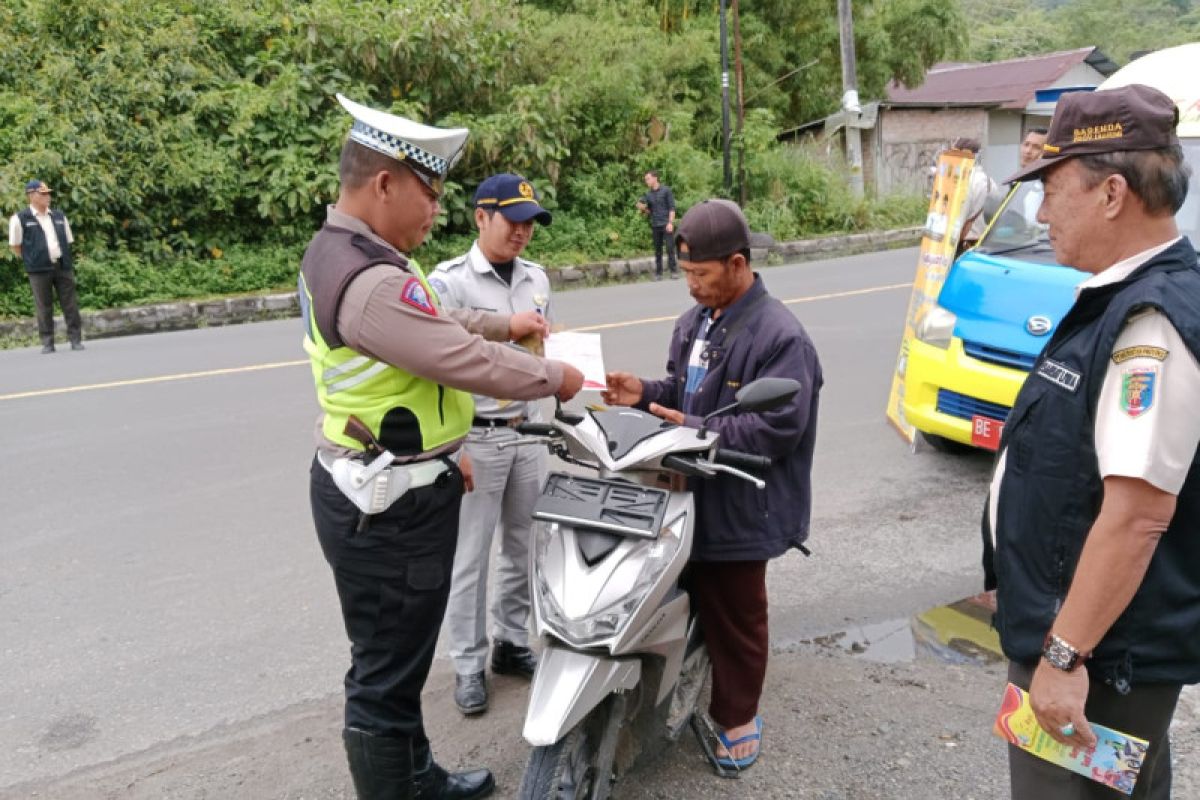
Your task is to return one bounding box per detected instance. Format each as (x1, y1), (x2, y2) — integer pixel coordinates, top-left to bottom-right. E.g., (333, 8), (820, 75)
(604, 198), (822, 772)
(636, 169), (678, 280)
(9, 179), (83, 353)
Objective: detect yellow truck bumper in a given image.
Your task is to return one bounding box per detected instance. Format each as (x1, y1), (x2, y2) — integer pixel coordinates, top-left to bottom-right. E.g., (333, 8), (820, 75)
(902, 337), (1028, 447)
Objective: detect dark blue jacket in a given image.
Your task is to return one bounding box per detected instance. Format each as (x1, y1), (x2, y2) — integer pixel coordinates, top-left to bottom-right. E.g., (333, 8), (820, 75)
(638, 274), (822, 561)
(989, 238), (1200, 689)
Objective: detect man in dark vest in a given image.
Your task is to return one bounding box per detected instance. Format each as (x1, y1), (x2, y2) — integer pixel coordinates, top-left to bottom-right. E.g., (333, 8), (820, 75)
(301, 94), (582, 800)
(8, 179), (83, 352)
(985, 84), (1200, 799)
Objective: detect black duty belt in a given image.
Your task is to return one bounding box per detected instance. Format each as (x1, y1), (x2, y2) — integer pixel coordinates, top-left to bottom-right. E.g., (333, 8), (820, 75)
(472, 415), (526, 429)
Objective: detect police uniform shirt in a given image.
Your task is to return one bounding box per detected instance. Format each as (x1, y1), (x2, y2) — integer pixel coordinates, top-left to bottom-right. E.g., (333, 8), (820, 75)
(9, 206), (73, 260)
(988, 237), (1200, 533)
(429, 242), (553, 419)
(313, 207), (563, 456)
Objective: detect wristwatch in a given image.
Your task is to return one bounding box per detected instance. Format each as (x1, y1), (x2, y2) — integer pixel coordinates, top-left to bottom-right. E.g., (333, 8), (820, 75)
(1042, 632), (1087, 672)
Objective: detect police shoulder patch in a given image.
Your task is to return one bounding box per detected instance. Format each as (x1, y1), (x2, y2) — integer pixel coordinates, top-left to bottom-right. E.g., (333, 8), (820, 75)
(1112, 345), (1168, 364)
(1120, 365), (1158, 418)
(400, 277), (437, 316)
(428, 276), (451, 298)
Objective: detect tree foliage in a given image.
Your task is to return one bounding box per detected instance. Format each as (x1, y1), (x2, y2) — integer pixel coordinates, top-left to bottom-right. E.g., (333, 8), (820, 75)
(0, 0), (955, 315)
(962, 0), (1200, 63)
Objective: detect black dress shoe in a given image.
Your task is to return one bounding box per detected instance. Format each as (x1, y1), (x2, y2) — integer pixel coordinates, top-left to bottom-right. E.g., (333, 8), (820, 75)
(454, 671), (488, 715)
(41, 344), (55, 354)
(414, 759), (495, 800)
(490, 640), (537, 679)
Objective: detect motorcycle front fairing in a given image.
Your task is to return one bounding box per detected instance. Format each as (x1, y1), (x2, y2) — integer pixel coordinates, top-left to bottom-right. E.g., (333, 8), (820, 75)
(524, 408), (706, 744)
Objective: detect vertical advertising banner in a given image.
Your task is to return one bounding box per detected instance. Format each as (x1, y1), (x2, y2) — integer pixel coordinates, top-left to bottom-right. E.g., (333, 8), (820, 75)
(885, 150), (975, 442)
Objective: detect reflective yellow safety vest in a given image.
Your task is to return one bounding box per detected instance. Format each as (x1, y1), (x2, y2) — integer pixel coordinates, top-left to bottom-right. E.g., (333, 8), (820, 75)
(298, 224), (474, 456)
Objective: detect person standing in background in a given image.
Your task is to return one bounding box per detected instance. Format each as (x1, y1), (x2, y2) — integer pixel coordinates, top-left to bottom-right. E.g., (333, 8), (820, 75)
(636, 170), (678, 280)
(9, 179), (83, 353)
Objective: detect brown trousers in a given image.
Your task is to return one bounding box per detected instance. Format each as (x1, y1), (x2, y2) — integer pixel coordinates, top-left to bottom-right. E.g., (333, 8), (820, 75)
(689, 560), (769, 729)
(28, 264), (83, 346)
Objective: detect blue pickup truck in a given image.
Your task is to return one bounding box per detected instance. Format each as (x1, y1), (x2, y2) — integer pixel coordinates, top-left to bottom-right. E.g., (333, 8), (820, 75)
(902, 45), (1200, 453)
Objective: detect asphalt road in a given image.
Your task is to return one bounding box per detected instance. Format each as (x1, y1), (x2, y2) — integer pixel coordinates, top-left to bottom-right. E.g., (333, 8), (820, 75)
(1, 247), (1015, 797)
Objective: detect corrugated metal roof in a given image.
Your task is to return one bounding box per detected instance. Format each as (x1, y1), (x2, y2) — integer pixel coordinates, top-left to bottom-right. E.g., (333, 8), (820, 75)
(886, 47), (1118, 110)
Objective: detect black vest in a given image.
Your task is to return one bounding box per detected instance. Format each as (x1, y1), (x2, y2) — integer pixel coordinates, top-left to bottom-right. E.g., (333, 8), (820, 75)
(990, 238), (1200, 689)
(299, 223), (411, 349)
(17, 208), (73, 273)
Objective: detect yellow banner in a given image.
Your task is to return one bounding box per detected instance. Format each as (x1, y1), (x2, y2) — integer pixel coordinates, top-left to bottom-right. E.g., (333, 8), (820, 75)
(885, 149), (975, 442)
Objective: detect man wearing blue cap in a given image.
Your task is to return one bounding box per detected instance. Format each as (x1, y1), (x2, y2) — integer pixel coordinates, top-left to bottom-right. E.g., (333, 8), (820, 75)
(8, 179), (83, 353)
(430, 174), (555, 717)
(300, 98), (583, 800)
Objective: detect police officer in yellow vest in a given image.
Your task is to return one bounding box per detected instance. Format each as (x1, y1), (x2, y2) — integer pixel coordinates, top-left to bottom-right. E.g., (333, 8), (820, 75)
(301, 94), (584, 800)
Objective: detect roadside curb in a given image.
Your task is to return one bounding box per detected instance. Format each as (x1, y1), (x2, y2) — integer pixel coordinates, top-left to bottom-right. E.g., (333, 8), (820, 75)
(0, 227), (921, 343)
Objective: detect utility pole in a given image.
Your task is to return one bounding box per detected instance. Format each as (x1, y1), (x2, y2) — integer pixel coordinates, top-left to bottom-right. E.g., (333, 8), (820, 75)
(837, 0), (865, 198)
(733, 0), (746, 206)
(719, 0), (732, 196)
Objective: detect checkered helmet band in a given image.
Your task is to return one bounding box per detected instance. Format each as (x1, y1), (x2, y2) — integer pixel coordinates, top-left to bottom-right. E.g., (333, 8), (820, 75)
(349, 120), (449, 178)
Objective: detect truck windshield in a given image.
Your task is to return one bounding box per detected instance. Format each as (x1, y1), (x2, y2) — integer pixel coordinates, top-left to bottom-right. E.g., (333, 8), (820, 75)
(977, 138), (1200, 255)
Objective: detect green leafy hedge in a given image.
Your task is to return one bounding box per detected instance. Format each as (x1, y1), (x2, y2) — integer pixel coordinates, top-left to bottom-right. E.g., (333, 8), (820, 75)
(1, 0), (944, 317)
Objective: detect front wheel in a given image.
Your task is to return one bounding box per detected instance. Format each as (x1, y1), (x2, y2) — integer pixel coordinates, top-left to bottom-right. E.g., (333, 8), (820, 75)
(518, 697), (618, 800)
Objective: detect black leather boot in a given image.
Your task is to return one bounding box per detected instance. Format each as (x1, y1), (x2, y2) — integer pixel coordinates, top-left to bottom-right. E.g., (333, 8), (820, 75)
(413, 749), (495, 800)
(490, 640), (537, 679)
(343, 727), (415, 800)
(454, 671), (488, 715)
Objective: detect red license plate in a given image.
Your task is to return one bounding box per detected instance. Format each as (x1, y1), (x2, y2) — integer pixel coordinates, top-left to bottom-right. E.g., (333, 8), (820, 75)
(970, 415), (1003, 451)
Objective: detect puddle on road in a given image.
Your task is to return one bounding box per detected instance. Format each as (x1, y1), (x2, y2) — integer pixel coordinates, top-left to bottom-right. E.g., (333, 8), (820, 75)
(797, 592), (1005, 667)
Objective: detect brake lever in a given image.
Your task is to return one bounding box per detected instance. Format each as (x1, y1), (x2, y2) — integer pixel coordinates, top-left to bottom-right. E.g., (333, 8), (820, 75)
(702, 461), (767, 490)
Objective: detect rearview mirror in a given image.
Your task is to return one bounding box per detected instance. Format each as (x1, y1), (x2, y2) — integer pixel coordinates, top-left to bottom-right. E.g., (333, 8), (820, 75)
(697, 377), (801, 437)
(734, 377), (800, 413)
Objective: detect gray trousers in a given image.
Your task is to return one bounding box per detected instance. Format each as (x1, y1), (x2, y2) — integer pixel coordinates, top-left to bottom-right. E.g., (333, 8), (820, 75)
(445, 426), (545, 675)
(28, 264), (83, 346)
(1006, 661), (1181, 800)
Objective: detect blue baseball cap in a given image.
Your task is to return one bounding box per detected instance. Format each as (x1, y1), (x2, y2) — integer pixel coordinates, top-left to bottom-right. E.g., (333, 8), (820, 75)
(25, 179), (49, 193)
(473, 173), (552, 225)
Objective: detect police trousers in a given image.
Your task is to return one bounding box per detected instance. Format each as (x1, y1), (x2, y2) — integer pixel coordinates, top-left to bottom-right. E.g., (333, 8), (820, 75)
(310, 454), (464, 753)
(445, 427), (545, 675)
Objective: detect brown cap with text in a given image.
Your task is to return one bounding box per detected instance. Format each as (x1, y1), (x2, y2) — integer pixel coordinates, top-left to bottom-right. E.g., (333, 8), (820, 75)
(1005, 84), (1180, 184)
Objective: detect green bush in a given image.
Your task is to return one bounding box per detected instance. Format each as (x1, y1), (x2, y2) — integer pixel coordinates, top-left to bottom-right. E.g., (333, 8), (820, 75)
(0, 0), (951, 318)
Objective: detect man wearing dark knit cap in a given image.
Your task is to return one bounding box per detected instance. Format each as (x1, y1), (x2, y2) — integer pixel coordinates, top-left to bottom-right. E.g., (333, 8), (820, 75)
(603, 198), (823, 773)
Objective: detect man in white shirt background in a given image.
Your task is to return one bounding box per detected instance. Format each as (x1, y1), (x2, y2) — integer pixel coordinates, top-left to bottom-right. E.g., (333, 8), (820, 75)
(9, 179), (84, 353)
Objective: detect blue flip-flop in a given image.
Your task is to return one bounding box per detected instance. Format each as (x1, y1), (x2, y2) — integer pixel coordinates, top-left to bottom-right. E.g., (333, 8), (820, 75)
(715, 715), (763, 770)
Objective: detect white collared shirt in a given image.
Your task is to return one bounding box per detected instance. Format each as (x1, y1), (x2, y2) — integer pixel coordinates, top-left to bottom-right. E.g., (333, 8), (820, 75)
(9, 206), (73, 261)
(429, 242), (554, 419)
(988, 238), (1200, 538)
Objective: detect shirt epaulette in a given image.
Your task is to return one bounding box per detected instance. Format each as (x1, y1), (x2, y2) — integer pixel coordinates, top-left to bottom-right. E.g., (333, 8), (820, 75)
(432, 254), (468, 274)
(518, 257), (548, 277)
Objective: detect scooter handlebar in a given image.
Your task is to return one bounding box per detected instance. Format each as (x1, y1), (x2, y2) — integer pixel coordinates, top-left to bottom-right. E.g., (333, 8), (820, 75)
(516, 422), (560, 437)
(713, 448), (773, 473)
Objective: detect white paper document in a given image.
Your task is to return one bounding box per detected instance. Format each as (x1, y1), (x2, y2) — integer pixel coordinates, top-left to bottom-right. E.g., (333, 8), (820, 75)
(544, 331), (606, 390)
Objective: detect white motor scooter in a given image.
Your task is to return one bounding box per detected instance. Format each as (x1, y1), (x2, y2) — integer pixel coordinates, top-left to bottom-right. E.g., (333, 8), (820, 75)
(503, 378), (800, 799)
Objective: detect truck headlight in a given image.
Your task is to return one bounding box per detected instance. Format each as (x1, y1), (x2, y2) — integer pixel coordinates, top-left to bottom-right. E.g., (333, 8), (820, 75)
(915, 305), (957, 349)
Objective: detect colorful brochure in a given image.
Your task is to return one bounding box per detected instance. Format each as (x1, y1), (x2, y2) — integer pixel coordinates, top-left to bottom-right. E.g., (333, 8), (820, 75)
(993, 682), (1149, 796)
